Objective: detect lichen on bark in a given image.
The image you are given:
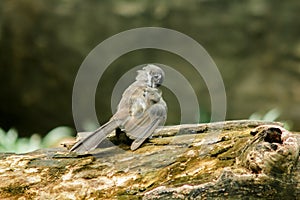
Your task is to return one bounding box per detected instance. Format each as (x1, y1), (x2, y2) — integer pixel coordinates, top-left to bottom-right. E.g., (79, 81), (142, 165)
(0, 120), (299, 199)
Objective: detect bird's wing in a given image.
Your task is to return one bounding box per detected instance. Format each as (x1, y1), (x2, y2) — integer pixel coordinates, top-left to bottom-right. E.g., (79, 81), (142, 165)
(130, 118), (161, 151)
(125, 103), (167, 150)
(70, 119), (120, 153)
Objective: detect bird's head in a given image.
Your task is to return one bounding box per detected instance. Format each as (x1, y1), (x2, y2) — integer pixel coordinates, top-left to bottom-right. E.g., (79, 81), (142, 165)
(136, 64), (165, 88)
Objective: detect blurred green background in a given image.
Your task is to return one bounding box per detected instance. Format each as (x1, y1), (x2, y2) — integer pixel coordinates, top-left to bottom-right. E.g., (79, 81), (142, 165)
(0, 0), (299, 141)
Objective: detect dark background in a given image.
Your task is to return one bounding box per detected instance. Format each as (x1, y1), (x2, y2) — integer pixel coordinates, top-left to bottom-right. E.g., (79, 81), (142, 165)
(0, 0), (299, 136)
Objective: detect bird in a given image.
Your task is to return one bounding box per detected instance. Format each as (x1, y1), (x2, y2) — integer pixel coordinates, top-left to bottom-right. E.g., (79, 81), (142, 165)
(70, 64), (167, 153)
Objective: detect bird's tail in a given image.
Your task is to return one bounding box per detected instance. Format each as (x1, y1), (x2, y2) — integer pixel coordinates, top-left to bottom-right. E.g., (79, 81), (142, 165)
(70, 119), (120, 153)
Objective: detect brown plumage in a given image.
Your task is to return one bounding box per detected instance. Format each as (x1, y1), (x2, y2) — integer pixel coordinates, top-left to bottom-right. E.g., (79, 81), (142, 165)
(70, 64), (167, 153)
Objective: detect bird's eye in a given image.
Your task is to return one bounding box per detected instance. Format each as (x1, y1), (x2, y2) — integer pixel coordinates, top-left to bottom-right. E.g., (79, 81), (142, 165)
(154, 74), (160, 79)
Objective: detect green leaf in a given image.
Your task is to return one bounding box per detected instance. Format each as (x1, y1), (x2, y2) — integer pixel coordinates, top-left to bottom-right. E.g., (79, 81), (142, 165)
(262, 108), (281, 121)
(41, 126), (73, 147)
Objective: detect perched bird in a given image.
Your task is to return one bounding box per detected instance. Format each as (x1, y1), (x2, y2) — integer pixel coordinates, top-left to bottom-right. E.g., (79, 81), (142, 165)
(70, 64), (167, 153)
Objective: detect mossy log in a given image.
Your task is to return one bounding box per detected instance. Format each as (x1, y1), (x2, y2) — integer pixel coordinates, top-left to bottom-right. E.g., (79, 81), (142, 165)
(0, 120), (299, 199)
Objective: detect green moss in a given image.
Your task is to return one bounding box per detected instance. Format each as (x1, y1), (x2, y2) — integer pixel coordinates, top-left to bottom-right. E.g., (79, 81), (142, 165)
(1, 184), (29, 195)
(48, 167), (66, 180)
(210, 144), (233, 157)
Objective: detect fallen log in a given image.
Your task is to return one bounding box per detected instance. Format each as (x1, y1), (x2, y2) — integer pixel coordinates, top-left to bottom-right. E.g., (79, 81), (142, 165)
(0, 120), (299, 199)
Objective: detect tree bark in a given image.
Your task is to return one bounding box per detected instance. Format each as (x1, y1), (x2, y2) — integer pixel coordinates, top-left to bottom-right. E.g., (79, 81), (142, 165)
(0, 120), (299, 199)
